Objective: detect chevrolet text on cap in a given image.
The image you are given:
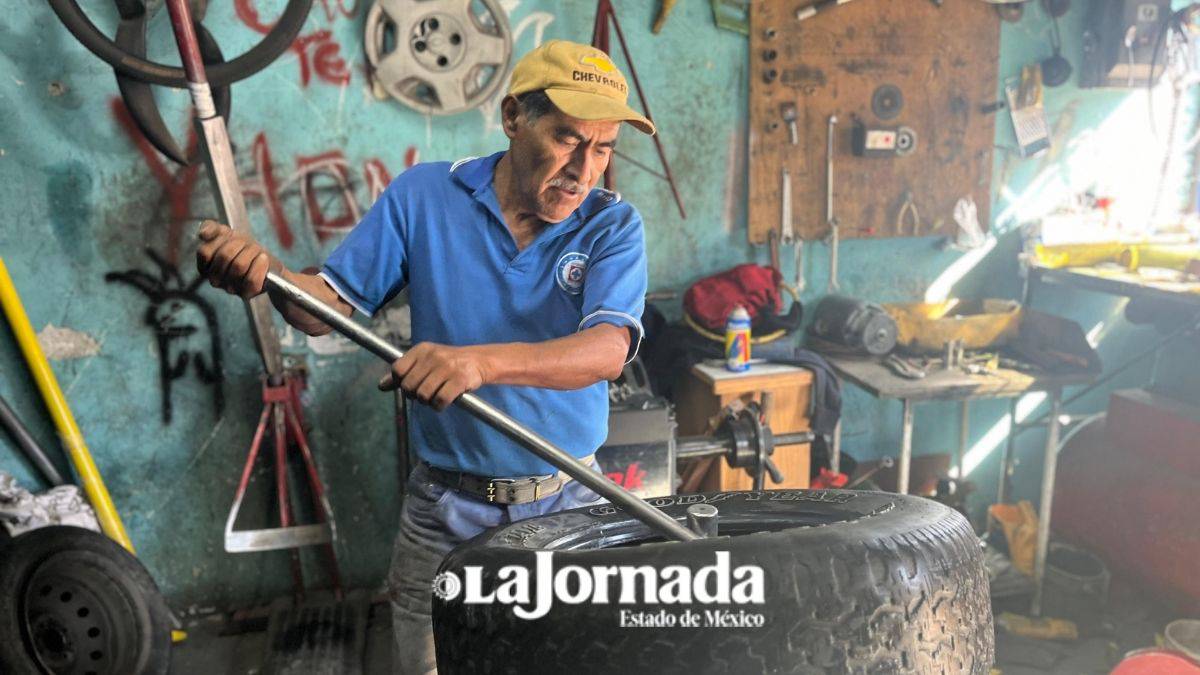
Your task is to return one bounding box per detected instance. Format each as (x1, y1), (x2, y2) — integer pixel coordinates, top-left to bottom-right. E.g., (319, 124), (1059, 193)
(508, 40), (656, 136)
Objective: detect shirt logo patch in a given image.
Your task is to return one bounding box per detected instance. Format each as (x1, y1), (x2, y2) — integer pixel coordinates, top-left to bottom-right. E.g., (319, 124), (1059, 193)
(555, 252), (589, 295)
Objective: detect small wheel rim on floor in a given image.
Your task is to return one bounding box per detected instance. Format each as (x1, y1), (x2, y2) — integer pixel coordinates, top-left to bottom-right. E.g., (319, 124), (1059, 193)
(21, 554), (140, 675)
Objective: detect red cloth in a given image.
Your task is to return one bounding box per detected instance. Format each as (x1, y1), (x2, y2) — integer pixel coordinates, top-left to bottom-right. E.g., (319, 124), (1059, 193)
(683, 264), (783, 331)
(810, 468), (849, 489)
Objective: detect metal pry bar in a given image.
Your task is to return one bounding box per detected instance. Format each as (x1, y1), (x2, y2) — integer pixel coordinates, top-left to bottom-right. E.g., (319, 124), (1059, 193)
(263, 272), (700, 543)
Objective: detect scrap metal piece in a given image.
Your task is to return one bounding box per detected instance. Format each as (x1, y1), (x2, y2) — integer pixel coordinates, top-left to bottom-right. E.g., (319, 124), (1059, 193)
(0, 472), (101, 537)
(884, 354), (927, 380)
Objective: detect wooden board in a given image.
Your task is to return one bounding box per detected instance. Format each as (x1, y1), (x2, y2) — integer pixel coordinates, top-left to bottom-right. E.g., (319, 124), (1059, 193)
(748, 0), (1000, 243)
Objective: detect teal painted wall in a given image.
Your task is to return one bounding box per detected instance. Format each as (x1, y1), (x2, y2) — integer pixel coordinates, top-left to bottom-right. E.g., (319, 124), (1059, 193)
(0, 0), (1196, 609)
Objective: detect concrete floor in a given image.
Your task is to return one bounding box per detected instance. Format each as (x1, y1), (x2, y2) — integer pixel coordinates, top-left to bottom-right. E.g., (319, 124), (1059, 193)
(169, 593), (394, 675)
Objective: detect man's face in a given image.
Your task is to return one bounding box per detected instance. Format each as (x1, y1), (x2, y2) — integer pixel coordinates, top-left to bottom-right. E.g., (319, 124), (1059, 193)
(503, 99), (621, 223)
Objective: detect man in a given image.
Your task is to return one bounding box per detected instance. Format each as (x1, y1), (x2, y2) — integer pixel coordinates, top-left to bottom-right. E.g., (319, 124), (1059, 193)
(196, 40), (654, 673)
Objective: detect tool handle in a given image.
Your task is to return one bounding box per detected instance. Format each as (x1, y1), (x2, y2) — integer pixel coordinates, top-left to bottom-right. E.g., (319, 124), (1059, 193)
(263, 272), (699, 542)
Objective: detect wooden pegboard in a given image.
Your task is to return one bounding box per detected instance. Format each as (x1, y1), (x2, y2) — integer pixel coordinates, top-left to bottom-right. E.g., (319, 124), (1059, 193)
(748, 0), (1000, 244)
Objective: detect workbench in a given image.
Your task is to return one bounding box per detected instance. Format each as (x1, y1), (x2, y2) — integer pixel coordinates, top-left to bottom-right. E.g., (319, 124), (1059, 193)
(824, 353), (1094, 617)
(1026, 264), (1200, 309)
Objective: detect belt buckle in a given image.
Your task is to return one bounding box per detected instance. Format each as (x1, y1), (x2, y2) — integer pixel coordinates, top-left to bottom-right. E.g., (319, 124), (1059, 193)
(487, 477), (516, 504)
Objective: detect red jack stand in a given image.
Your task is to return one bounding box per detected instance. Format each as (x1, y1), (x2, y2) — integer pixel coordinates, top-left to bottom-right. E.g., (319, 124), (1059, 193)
(224, 375), (343, 599)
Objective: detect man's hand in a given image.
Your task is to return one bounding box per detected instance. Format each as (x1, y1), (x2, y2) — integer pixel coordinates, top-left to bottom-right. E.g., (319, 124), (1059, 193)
(378, 343), (491, 411)
(196, 220), (279, 299)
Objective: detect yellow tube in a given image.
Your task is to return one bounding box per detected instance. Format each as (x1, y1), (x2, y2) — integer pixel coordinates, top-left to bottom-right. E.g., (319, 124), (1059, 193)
(0, 258), (134, 553)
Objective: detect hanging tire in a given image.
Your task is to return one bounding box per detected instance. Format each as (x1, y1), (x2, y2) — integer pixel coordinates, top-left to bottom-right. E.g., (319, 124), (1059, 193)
(0, 526), (171, 675)
(433, 490), (993, 674)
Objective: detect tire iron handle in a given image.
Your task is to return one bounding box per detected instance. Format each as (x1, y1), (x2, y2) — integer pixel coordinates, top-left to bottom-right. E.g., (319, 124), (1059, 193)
(264, 272), (700, 542)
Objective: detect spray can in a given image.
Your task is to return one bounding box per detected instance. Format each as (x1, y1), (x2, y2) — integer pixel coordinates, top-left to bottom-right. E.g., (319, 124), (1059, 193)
(724, 305), (752, 372)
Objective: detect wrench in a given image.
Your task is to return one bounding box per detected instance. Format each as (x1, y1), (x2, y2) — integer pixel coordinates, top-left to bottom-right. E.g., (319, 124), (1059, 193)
(780, 166), (806, 292)
(826, 114), (840, 292)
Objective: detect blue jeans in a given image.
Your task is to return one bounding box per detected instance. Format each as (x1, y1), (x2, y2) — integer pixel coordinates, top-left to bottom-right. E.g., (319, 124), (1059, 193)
(388, 461), (605, 674)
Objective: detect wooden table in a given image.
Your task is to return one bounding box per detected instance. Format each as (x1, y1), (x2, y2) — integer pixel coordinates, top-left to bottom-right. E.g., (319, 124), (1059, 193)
(673, 361), (813, 492)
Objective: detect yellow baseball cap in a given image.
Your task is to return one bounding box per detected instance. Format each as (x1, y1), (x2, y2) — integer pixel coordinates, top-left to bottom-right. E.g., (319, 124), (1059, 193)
(508, 40), (656, 135)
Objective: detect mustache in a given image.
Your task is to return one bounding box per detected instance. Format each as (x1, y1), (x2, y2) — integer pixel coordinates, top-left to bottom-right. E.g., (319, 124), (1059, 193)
(548, 176), (584, 195)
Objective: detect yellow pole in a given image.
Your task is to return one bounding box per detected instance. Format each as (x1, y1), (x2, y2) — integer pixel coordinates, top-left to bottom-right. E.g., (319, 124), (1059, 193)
(0, 257), (134, 553)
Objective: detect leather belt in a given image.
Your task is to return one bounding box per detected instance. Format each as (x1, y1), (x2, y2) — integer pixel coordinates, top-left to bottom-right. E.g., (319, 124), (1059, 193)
(423, 457), (594, 505)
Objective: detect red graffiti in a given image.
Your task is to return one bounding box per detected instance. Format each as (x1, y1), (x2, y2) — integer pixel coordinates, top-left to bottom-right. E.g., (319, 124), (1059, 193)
(110, 99), (202, 265)
(236, 0), (353, 87)
(362, 158), (393, 203)
(247, 133), (293, 249)
(112, 98), (418, 253)
(606, 462), (647, 490)
(295, 151), (359, 241)
(238, 130), (419, 246)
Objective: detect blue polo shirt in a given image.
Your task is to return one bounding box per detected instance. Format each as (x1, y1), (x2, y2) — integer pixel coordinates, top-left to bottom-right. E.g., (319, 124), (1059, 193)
(319, 152), (647, 478)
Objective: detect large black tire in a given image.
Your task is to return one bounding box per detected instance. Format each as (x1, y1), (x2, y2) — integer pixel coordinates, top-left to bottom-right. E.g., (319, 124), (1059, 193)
(433, 490), (993, 674)
(0, 526), (172, 675)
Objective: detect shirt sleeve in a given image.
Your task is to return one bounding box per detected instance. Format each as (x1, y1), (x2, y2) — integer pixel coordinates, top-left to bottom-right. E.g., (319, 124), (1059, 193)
(318, 177), (408, 317)
(576, 210), (648, 364)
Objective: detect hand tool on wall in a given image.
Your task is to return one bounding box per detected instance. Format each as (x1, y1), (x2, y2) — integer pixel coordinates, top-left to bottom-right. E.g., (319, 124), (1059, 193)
(826, 114), (841, 292)
(895, 189), (921, 236)
(0, 393), (66, 487)
(263, 273), (701, 543)
(779, 166), (805, 292)
(592, 0), (686, 219)
(778, 102), (804, 291)
(0, 259), (133, 553)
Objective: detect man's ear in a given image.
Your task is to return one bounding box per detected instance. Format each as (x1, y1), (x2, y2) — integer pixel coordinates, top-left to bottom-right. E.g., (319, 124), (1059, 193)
(500, 95), (521, 140)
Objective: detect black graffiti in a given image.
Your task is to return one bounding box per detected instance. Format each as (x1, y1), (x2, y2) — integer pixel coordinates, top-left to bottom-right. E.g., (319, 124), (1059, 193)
(106, 249), (224, 424)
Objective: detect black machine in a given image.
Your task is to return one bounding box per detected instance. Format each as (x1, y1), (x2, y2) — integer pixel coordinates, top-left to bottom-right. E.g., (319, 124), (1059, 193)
(808, 295), (899, 356)
(597, 359), (812, 497)
(1081, 0), (1172, 88)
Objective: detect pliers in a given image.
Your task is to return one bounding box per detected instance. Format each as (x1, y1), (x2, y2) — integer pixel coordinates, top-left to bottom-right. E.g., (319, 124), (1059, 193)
(895, 190), (921, 236)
